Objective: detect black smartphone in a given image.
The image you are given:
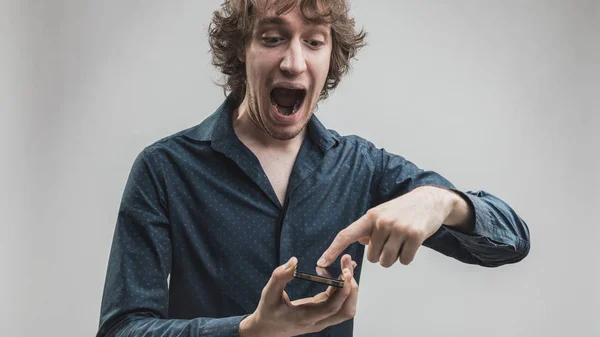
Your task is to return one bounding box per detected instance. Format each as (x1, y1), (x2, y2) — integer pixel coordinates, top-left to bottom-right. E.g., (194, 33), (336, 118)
(293, 265), (345, 288)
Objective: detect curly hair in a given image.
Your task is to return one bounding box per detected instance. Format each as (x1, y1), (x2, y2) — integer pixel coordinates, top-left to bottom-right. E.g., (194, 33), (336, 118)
(208, 0), (366, 102)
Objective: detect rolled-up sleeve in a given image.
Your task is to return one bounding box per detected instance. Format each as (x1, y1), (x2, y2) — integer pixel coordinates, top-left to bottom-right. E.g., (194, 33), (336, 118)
(370, 146), (530, 268)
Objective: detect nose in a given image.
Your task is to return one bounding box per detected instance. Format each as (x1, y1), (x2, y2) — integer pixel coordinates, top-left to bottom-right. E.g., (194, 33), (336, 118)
(280, 39), (307, 75)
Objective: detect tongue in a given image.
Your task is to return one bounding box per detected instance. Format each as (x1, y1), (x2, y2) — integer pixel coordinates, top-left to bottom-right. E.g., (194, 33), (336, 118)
(272, 88), (302, 107)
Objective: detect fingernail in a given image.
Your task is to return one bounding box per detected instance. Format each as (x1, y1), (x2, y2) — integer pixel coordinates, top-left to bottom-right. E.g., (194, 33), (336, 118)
(284, 257), (295, 270)
(317, 257), (326, 266)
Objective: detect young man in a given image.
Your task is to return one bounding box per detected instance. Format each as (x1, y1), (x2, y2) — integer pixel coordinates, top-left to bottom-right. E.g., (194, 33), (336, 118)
(96, 1), (530, 336)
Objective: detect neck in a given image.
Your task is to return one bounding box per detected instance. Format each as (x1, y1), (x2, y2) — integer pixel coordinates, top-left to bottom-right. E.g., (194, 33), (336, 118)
(232, 97), (306, 153)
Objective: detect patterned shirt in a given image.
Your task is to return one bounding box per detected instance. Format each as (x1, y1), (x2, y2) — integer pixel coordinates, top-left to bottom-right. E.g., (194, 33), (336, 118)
(97, 95), (530, 337)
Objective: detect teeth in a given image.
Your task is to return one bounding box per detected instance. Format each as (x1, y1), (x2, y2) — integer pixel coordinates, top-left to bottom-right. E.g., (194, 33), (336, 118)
(270, 97), (303, 116)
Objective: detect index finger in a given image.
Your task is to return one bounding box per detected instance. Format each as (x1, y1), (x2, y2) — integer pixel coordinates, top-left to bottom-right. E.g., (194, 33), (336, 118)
(317, 214), (373, 267)
(315, 272), (359, 328)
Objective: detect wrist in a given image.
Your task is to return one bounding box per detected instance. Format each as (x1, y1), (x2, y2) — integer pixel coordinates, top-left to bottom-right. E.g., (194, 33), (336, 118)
(418, 185), (458, 216)
(442, 190), (474, 232)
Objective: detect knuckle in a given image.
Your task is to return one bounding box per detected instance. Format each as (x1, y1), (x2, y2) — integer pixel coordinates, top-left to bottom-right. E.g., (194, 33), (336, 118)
(375, 215), (393, 228)
(270, 270), (280, 281)
(391, 224), (406, 236)
(373, 217), (383, 229)
(272, 265), (283, 277)
(408, 227), (425, 239)
(365, 210), (380, 224)
(366, 208), (379, 219)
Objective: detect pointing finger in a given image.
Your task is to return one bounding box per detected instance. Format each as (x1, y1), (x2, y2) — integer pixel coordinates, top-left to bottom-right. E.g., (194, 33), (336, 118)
(318, 213), (373, 267)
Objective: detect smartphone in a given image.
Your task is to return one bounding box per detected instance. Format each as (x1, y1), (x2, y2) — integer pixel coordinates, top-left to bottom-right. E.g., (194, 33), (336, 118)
(293, 265), (345, 288)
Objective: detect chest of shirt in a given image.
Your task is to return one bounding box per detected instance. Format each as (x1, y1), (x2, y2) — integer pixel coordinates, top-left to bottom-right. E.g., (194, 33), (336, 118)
(155, 140), (375, 310)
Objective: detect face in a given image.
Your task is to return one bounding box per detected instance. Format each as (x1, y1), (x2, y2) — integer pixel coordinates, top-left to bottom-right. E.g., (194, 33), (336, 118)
(240, 5), (332, 141)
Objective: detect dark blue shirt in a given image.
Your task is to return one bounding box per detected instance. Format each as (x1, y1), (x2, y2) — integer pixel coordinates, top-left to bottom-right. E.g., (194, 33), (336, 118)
(97, 96), (530, 337)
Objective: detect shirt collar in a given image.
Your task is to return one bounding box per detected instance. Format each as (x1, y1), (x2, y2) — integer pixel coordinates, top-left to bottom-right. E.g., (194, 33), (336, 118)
(184, 94), (340, 152)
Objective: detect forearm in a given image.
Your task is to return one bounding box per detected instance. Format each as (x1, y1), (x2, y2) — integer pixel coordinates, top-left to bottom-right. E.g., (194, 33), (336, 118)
(98, 313), (248, 337)
(372, 148), (530, 267)
(416, 185), (474, 233)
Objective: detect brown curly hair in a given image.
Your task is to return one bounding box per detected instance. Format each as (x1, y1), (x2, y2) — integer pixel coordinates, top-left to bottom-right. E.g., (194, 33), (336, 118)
(208, 0), (367, 102)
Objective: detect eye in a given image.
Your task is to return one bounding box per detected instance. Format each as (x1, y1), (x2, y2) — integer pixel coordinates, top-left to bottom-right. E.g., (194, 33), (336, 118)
(262, 36), (284, 46)
(305, 40), (325, 48)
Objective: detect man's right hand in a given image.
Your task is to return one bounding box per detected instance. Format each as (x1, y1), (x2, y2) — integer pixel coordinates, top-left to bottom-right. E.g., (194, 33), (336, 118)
(239, 254), (358, 337)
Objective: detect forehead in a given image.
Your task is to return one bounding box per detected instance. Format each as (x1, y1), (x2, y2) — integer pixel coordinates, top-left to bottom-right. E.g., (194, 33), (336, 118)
(252, 0), (334, 28)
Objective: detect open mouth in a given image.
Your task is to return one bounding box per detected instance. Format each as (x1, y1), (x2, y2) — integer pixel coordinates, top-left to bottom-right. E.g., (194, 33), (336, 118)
(270, 87), (306, 116)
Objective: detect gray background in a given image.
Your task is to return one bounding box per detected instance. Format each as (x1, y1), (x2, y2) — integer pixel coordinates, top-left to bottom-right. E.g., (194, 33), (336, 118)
(2, 0), (598, 336)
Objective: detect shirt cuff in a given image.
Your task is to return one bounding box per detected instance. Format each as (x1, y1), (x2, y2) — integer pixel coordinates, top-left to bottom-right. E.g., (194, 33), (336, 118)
(442, 189), (516, 250)
(445, 189), (494, 238)
(442, 189), (529, 264)
(196, 314), (250, 337)
(419, 185), (530, 267)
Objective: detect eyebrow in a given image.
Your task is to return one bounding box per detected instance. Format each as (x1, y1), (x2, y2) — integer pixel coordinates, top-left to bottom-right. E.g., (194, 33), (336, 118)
(257, 16), (288, 27)
(256, 16), (330, 34)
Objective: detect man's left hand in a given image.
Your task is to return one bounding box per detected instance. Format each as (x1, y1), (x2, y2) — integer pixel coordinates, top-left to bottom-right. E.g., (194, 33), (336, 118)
(317, 186), (472, 268)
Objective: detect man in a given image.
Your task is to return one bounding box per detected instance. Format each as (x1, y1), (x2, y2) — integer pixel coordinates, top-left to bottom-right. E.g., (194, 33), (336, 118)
(96, 1), (530, 336)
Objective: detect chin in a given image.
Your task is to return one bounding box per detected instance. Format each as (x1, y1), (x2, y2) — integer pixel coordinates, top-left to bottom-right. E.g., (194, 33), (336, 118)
(266, 126), (306, 141)
(264, 114), (310, 140)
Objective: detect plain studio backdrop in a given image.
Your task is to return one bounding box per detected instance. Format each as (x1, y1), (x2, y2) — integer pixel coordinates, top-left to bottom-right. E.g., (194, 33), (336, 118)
(1, 0), (598, 336)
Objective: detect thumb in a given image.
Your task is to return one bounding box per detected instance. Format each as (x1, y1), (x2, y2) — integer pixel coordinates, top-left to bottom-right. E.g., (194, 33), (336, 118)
(262, 257), (297, 305)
